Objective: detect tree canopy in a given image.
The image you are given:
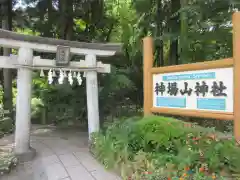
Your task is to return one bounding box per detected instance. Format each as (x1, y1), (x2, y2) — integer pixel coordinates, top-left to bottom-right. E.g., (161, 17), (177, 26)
(0, 0), (239, 126)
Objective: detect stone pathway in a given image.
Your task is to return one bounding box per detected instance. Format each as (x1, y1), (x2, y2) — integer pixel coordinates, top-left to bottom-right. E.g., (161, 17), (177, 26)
(0, 126), (121, 180)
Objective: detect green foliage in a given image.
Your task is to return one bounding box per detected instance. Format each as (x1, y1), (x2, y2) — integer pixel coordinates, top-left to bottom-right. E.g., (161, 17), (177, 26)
(2, 0), (240, 177)
(0, 84), (45, 125)
(0, 105), (14, 136)
(0, 87), (17, 107)
(91, 116), (240, 179)
(0, 152), (17, 175)
(0, 117), (13, 134)
(31, 97), (44, 120)
(9, 0), (239, 129)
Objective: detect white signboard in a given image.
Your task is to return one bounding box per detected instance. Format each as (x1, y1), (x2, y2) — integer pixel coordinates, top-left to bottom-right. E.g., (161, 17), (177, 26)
(153, 68), (233, 113)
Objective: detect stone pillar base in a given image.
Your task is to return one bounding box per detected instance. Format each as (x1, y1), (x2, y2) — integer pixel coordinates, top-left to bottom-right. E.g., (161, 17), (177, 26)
(15, 147), (37, 162)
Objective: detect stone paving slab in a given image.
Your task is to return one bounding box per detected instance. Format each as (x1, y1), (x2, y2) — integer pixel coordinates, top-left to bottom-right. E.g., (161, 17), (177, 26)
(0, 126), (121, 180)
(66, 165), (95, 180)
(59, 154), (80, 167)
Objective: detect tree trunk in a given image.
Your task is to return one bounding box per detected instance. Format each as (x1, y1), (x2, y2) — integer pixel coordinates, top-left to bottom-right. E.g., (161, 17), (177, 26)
(180, 0), (189, 64)
(59, 0), (73, 40)
(1, 0), (13, 120)
(155, 0), (164, 67)
(46, 0), (53, 38)
(59, 0), (64, 39)
(169, 0), (180, 65)
(65, 0), (73, 40)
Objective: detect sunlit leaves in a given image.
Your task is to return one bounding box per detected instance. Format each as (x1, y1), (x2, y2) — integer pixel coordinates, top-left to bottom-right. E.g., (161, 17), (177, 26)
(74, 19), (86, 31)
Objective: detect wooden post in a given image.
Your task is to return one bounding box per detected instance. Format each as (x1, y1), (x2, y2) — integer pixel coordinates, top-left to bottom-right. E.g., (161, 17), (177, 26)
(143, 37), (154, 116)
(233, 12), (240, 139)
(85, 54), (100, 140)
(14, 47), (36, 161)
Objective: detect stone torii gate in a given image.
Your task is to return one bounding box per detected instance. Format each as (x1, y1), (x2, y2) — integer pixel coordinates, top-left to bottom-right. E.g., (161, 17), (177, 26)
(0, 29), (122, 161)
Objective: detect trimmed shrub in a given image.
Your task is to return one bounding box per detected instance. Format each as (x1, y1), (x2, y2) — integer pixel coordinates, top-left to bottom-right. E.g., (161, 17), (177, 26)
(91, 115), (240, 179)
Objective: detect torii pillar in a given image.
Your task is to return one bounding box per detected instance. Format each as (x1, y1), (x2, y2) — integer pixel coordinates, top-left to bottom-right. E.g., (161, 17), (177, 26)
(15, 47), (36, 161)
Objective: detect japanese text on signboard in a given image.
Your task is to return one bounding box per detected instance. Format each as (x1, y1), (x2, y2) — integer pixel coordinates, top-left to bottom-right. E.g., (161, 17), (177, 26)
(155, 81), (227, 97)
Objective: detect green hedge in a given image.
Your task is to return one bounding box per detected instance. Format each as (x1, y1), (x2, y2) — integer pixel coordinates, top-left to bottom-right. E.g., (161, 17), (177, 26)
(0, 152), (17, 175)
(0, 117), (13, 138)
(91, 116), (240, 180)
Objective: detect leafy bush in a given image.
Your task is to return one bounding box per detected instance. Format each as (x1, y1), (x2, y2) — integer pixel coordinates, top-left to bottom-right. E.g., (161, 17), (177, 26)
(0, 107), (14, 136)
(91, 116), (240, 179)
(0, 117), (13, 134)
(31, 97), (44, 119)
(0, 152), (17, 175)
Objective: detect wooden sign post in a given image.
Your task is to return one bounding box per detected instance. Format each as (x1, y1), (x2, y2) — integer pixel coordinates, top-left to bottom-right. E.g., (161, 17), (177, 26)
(143, 12), (240, 139)
(233, 12), (240, 140)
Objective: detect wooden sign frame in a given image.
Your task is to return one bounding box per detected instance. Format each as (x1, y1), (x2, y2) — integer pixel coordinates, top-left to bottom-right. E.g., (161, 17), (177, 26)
(143, 12), (240, 138)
